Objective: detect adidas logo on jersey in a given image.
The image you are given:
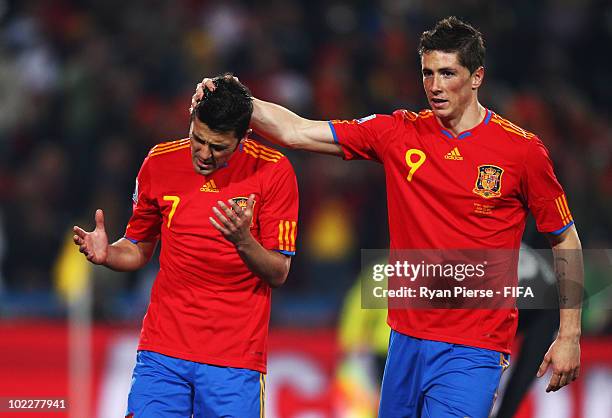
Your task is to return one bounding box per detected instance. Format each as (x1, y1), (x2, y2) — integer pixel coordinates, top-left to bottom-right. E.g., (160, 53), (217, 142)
(200, 180), (219, 192)
(444, 147), (463, 161)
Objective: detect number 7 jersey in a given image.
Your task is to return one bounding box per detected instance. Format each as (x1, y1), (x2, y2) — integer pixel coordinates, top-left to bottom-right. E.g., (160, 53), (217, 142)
(330, 109), (573, 353)
(125, 138), (298, 373)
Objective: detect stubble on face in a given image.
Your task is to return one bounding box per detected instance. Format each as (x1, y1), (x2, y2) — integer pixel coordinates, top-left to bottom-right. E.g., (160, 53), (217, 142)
(189, 118), (240, 176)
(421, 51), (477, 122)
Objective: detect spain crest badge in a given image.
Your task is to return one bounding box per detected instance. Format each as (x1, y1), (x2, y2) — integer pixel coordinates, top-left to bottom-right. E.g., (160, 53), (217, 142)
(473, 165), (504, 198)
(230, 196), (256, 226)
(231, 196), (252, 211)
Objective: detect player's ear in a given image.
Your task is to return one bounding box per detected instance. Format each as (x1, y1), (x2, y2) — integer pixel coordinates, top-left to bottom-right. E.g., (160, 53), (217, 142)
(471, 66), (484, 90)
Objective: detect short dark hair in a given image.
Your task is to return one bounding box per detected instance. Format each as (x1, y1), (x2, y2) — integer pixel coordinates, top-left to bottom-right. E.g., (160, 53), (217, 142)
(192, 73), (253, 139)
(418, 16), (485, 73)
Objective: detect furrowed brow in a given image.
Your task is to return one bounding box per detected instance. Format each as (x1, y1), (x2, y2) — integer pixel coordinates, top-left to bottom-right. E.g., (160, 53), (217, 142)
(191, 134), (228, 149)
(191, 132), (204, 142)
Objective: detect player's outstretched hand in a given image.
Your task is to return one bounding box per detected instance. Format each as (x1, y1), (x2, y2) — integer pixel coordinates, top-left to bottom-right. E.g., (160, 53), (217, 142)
(190, 75), (240, 113)
(73, 209), (109, 265)
(210, 194), (255, 246)
(537, 336), (580, 392)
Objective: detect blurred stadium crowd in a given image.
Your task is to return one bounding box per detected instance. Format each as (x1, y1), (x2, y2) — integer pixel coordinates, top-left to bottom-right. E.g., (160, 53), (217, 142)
(0, 0), (610, 332)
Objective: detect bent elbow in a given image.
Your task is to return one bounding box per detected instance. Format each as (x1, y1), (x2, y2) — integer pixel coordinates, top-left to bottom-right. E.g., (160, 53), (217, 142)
(269, 271), (289, 288)
(268, 262), (290, 288)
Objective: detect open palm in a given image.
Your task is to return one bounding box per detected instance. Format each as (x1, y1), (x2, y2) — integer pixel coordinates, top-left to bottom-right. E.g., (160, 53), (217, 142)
(73, 209), (109, 265)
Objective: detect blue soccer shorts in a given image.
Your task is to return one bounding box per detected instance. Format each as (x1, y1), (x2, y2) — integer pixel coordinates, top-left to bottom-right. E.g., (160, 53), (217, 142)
(125, 350), (265, 418)
(378, 330), (510, 418)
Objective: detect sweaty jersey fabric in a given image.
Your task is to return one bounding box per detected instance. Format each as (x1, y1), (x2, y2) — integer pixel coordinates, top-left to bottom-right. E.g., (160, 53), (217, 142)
(125, 138), (299, 373)
(330, 109), (573, 353)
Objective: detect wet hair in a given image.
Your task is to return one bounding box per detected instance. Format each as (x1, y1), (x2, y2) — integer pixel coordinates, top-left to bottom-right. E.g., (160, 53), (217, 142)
(192, 73), (253, 139)
(418, 16), (485, 73)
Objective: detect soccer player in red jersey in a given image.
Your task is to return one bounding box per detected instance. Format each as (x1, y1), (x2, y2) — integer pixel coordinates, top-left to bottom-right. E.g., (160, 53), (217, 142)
(74, 76), (299, 417)
(193, 17), (583, 418)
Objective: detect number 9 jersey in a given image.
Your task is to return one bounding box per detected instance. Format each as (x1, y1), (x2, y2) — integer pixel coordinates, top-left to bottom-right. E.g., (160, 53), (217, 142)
(329, 109), (573, 354)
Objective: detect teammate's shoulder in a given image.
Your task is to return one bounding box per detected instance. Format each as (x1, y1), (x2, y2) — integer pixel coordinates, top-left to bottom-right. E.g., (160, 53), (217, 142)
(147, 138), (190, 158)
(332, 111), (415, 129)
(393, 109), (435, 125)
(242, 139), (286, 164)
(488, 112), (537, 141)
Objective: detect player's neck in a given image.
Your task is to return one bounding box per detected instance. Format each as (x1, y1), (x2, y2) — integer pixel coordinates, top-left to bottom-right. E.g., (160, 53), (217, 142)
(437, 102), (486, 136)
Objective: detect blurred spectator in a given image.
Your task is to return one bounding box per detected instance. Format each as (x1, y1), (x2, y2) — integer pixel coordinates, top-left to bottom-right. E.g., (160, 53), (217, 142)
(0, 0), (608, 328)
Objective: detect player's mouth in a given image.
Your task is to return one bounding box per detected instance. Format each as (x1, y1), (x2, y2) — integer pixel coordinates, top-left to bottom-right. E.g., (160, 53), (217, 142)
(196, 157), (215, 171)
(430, 98), (449, 109)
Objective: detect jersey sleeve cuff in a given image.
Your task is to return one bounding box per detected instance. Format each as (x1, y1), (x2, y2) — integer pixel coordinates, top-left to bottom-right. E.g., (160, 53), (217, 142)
(548, 220), (574, 236)
(124, 236), (139, 244)
(328, 121), (353, 160)
(328, 121), (339, 144)
(274, 249), (296, 256)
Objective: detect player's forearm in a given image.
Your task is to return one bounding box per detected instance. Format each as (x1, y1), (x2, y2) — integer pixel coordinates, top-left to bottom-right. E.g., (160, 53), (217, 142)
(251, 98), (340, 155)
(235, 235), (290, 288)
(251, 98), (306, 147)
(550, 227), (583, 339)
(104, 238), (152, 272)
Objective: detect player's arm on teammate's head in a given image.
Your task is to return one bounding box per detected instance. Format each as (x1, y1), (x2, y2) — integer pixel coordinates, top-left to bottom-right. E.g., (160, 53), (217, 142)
(536, 224), (583, 393)
(73, 209), (157, 271)
(191, 75), (343, 156)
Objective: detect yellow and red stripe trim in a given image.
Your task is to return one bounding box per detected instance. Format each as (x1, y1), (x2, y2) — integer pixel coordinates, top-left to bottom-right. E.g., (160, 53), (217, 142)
(490, 116), (535, 139)
(243, 141), (283, 162)
(244, 145), (282, 160)
(278, 221), (285, 251)
(259, 373), (266, 418)
(149, 139), (189, 152)
(555, 194), (573, 225)
(149, 144), (190, 157)
(150, 138), (189, 150)
(149, 139), (190, 157)
(277, 220), (297, 252)
(245, 140), (284, 157)
(418, 109), (434, 119)
(244, 148), (280, 163)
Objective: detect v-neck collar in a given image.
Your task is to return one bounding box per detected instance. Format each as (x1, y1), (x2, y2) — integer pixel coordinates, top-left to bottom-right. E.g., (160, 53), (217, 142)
(436, 109), (492, 140)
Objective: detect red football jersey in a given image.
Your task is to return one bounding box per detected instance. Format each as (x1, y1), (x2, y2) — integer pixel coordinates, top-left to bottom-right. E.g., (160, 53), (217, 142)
(331, 109), (573, 353)
(125, 138), (299, 373)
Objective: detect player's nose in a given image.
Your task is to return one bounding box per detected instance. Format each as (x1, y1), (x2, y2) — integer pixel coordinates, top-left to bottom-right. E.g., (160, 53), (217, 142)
(197, 144), (212, 160)
(430, 74), (442, 93)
